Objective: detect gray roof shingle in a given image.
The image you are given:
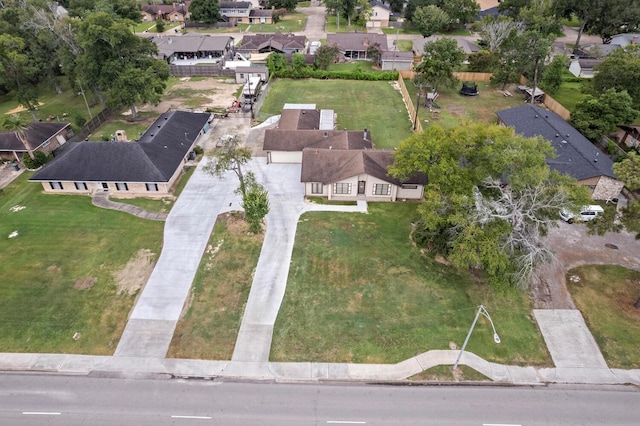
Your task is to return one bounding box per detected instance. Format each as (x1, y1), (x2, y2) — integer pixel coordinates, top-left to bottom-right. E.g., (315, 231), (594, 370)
(30, 111), (211, 183)
(326, 33), (389, 52)
(496, 104), (617, 180)
(0, 122), (70, 152)
(264, 129), (373, 152)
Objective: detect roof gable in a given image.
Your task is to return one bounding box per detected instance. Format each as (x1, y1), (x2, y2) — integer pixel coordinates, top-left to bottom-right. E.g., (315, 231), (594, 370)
(496, 104), (617, 180)
(264, 129), (373, 151)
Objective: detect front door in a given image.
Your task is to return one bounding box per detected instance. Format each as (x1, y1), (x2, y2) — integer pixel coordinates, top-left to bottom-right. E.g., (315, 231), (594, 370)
(358, 180), (366, 195)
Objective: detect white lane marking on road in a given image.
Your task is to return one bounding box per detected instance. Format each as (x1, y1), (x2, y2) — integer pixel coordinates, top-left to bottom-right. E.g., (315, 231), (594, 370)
(171, 415), (212, 419)
(483, 424), (522, 426)
(327, 422), (366, 424)
(22, 412), (61, 415)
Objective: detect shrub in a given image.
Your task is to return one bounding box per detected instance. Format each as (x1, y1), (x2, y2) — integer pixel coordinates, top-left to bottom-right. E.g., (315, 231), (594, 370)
(193, 145), (204, 155)
(22, 151), (48, 169)
(74, 114), (87, 128)
(156, 20), (166, 33)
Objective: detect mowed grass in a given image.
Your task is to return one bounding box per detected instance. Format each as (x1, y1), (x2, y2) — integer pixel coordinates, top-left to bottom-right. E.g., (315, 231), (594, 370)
(0, 174), (163, 354)
(403, 79), (523, 129)
(552, 74), (587, 112)
(167, 212), (263, 359)
(271, 204), (551, 365)
(260, 80), (413, 148)
(567, 265), (640, 368)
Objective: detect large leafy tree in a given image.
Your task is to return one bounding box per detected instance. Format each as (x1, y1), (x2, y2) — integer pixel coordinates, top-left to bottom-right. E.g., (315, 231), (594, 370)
(478, 16), (522, 52)
(390, 123), (590, 290)
(570, 89), (639, 142)
(0, 34), (41, 120)
(314, 44), (339, 70)
(268, 0), (297, 12)
(613, 153), (640, 192)
(404, 0), (437, 23)
(540, 54), (567, 95)
(413, 5), (449, 38)
(440, 0), (480, 31)
(558, 0), (640, 45)
(518, 30), (554, 104)
(591, 45), (640, 108)
(414, 37), (465, 91)
(75, 12), (169, 119)
(190, 0), (220, 24)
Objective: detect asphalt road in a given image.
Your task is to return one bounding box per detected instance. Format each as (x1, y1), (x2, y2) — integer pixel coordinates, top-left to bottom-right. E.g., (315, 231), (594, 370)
(1, 374), (638, 425)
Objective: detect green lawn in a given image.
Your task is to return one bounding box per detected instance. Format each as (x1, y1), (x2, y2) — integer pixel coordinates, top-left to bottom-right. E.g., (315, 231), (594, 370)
(91, 120), (151, 142)
(0, 78), (103, 131)
(567, 265), (640, 368)
(0, 173), (163, 354)
(325, 15), (366, 33)
(396, 39), (413, 52)
(403, 79), (524, 129)
(134, 22), (156, 33)
(168, 212), (263, 359)
(551, 74), (588, 112)
(260, 79), (413, 148)
(271, 204), (551, 365)
(227, 13), (307, 34)
(382, 26), (422, 35)
(326, 61), (380, 73)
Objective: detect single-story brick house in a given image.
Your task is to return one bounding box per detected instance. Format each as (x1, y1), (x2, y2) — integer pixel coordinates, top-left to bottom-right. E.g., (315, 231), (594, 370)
(141, 2), (190, 22)
(30, 111), (211, 197)
(238, 32), (307, 56)
(301, 148), (426, 201)
(0, 122), (71, 162)
(496, 104), (624, 200)
(326, 33), (389, 60)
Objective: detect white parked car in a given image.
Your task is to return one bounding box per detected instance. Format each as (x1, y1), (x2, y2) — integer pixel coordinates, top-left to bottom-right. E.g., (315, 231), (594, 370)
(560, 205), (605, 223)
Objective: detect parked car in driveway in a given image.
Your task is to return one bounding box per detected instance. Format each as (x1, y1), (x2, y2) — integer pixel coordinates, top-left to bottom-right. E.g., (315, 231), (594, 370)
(560, 205), (605, 223)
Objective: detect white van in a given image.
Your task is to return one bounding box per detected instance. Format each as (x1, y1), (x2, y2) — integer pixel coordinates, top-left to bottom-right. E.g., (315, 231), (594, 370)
(560, 205), (605, 223)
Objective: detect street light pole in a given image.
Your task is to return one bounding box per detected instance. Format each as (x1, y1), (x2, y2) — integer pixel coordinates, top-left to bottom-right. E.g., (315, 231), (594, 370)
(452, 304), (500, 371)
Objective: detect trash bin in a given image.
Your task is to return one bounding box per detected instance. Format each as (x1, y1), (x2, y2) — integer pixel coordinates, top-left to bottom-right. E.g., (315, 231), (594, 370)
(188, 151), (196, 160)
(11, 163), (20, 171)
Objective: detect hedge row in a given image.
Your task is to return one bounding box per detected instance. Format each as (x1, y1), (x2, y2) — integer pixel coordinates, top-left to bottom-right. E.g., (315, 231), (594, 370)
(271, 69), (399, 81)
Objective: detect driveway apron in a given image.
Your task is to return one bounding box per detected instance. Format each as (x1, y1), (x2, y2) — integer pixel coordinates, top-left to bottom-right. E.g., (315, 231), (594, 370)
(115, 159), (238, 358)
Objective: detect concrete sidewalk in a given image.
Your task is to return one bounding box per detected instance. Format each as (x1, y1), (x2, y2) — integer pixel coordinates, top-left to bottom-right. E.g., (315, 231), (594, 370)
(92, 192), (168, 221)
(2, 350), (639, 385)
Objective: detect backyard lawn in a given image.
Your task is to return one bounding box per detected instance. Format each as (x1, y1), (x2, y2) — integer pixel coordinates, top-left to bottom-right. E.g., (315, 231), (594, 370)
(551, 73), (587, 113)
(403, 79), (524, 129)
(260, 79), (413, 148)
(567, 265), (640, 368)
(271, 203), (551, 366)
(167, 212), (263, 359)
(0, 173), (163, 354)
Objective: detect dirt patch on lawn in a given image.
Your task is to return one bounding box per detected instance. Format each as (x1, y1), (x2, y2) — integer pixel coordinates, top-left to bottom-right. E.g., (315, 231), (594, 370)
(139, 77), (241, 114)
(74, 277), (97, 290)
(114, 249), (157, 295)
(446, 104), (466, 117)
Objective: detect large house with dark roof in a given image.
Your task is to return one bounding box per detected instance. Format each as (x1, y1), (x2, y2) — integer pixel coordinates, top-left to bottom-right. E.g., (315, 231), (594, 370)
(263, 106), (426, 201)
(0, 122), (71, 162)
(238, 32), (306, 56)
(141, 2), (190, 22)
(150, 34), (234, 63)
(30, 111), (212, 197)
(496, 104), (623, 200)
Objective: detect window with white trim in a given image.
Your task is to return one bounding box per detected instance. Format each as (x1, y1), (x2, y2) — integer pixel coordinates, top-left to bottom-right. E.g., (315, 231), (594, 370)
(333, 182), (351, 194)
(146, 183), (159, 192)
(311, 182), (323, 194)
(401, 184), (418, 189)
(74, 182), (88, 190)
(49, 181), (63, 190)
(373, 183), (391, 195)
(115, 182), (129, 191)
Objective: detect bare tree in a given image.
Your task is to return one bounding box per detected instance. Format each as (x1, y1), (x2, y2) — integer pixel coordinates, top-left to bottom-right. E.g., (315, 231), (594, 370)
(479, 16), (523, 51)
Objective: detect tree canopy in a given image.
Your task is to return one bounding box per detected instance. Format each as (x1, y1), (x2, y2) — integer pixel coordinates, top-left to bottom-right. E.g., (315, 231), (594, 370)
(414, 37), (465, 91)
(613, 152), (640, 192)
(390, 123), (590, 290)
(591, 45), (640, 108)
(413, 5), (449, 38)
(558, 0), (640, 45)
(570, 89), (639, 142)
(189, 0), (221, 24)
(268, 0), (297, 12)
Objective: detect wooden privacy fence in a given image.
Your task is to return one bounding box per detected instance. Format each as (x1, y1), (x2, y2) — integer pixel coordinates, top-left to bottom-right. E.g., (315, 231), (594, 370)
(397, 74), (422, 133)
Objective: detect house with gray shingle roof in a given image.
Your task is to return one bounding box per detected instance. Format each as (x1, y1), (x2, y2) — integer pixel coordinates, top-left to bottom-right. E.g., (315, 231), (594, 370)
(496, 104), (623, 200)
(150, 34), (234, 63)
(0, 122), (71, 162)
(30, 111), (211, 197)
(326, 33), (389, 60)
(238, 32), (307, 56)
